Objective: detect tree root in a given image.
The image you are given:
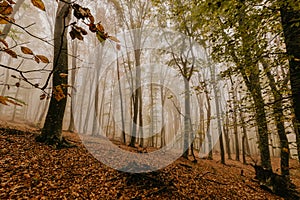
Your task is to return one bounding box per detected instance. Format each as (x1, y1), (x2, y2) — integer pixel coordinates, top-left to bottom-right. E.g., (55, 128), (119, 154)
(35, 134), (76, 149)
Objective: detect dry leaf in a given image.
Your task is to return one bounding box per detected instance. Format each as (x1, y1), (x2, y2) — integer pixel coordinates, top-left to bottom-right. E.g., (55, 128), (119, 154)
(54, 85), (66, 102)
(40, 93), (46, 100)
(31, 0), (45, 11)
(34, 56), (40, 63)
(59, 73), (68, 78)
(108, 36), (120, 43)
(21, 46), (34, 55)
(116, 44), (121, 51)
(35, 55), (49, 63)
(0, 39), (9, 48)
(4, 49), (17, 58)
(0, 1), (13, 16)
(0, 15), (15, 24)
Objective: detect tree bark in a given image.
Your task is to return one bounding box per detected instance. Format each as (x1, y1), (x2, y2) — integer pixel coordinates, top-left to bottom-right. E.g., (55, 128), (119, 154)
(211, 62), (225, 164)
(236, 0), (272, 170)
(36, 1), (71, 148)
(205, 88), (213, 160)
(224, 110), (232, 160)
(261, 60), (290, 177)
(280, 1), (300, 163)
(182, 78), (191, 159)
(68, 41), (77, 133)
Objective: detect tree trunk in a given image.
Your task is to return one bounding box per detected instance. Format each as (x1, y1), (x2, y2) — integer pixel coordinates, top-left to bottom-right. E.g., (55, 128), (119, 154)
(211, 63), (225, 164)
(160, 85), (166, 147)
(68, 41), (77, 132)
(249, 78), (272, 170)
(182, 78), (191, 159)
(231, 82), (240, 161)
(36, 1), (71, 148)
(236, 0), (272, 170)
(280, 1), (300, 163)
(117, 55), (126, 144)
(224, 110), (232, 160)
(239, 108), (250, 164)
(205, 88), (213, 159)
(261, 60), (290, 178)
(129, 48), (141, 147)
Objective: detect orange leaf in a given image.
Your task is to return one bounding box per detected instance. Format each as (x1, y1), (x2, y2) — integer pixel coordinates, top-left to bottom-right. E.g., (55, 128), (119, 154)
(282, 148), (289, 153)
(0, 15), (15, 24)
(54, 85), (66, 102)
(31, 0), (45, 11)
(21, 46), (34, 55)
(0, 96), (8, 105)
(96, 23), (105, 33)
(0, 96), (24, 106)
(35, 55), (49, 63)
(0, 1), (13, 16)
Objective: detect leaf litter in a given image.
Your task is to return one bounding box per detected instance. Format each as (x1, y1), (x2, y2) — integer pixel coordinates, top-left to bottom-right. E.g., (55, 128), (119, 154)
(0, 122), (299, 199)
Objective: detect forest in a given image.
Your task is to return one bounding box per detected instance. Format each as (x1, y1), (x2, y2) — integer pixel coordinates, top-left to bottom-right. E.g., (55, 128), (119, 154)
(0, 0), (300, 199)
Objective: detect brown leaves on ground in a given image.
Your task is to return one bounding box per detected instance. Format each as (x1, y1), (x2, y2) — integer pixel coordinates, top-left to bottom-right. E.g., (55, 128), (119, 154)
(0, 123), (299, 199)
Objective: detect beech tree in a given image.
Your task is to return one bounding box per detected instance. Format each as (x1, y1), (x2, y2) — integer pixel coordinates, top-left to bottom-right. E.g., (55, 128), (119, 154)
(280, 0), (300, 162)
(35, 0), (71, 146)
(1, 0), (118, 147)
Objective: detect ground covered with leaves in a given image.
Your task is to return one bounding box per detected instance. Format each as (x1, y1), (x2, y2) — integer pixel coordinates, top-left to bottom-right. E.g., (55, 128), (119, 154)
(0, 122), (299, 199)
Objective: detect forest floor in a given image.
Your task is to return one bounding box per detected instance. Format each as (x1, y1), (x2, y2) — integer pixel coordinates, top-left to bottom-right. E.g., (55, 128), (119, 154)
(0, 120), (299, 200)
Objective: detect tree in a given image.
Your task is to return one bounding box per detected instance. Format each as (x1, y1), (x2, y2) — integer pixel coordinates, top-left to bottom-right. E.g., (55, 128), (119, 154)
(35, 0), (72, 147)
(30, 1), (116, 146)
(195, 0), (273, 170)
(109, 0), (151, 147)
(280, 0), (300, 162)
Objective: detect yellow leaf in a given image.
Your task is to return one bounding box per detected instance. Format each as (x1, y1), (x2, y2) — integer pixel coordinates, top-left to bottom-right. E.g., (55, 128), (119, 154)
(108, 36), (120, 43)
(21, 46), (34, 55)
(35, 55), (49, 63)
(31, 0), (45, 11)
